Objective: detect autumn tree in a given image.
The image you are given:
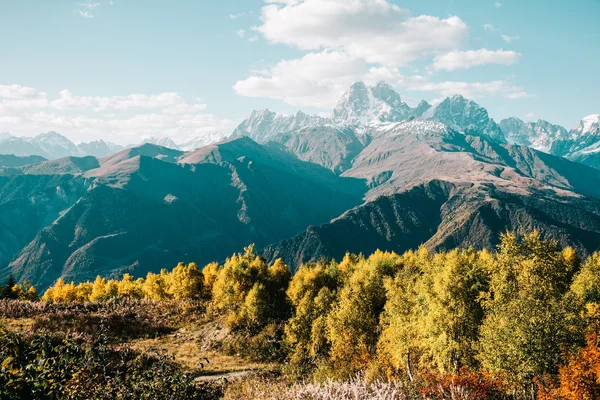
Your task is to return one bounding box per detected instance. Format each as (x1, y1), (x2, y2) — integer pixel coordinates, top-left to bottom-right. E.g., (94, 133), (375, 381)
(326, 250), (401, 375)
(478, 232), (581, 389)
(414, 249), (488, 373)
(283, 259), (340, 373)
(165, 262), (204, 300)
(377, 247), (427, 380)
(211, 245), (290, 332)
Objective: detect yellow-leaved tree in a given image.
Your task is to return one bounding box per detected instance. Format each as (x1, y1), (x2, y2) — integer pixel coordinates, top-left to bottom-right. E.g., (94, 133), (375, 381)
(478, 232), (581, 389)
(283, 259), (340, 375)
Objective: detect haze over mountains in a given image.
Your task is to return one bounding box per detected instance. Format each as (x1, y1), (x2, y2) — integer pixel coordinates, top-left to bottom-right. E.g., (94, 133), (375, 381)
(1, 81), (599, 290)
(0, 131), (228, 160)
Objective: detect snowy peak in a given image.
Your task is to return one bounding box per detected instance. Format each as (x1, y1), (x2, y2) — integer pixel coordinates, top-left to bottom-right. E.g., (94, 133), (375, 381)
(548, 114), (600, 162)
(332, 81), (412, 125)
(499, 118), (568, 153)
(141, 137), (181, 150)
(178, 132), (228, 151)
(571, 114), (600, 139)
(424, 95), (505, 142)
(233, 108), (330, 143)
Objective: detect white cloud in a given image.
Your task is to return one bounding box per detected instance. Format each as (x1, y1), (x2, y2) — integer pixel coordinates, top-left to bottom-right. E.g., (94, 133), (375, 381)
(235, 29), (246, 37)
(501, 34), (520, 43)
(494, 2), (502, 7)
(48, 90), (207, 114)
(248, 35), (259, 42)
(0, 84), (234, 144)
(78, 2), (100, 9)
(234, 50), (407, 108)
(229, 12), (246, 19)
(255, 0), (468, 67)
(0, 84), (44, 100)
(232, 0), (533, 110)
(431, 49), (521, 71)
(409, 80), (533, 100)
(77, 2), (100, 18)
(78, 10), (94, 19)
(234, 48), (532, 108)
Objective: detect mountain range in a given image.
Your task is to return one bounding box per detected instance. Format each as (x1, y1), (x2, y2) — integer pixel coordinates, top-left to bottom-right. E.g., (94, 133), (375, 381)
(0, 131), (228, 160)
(1, 81), (599, 291)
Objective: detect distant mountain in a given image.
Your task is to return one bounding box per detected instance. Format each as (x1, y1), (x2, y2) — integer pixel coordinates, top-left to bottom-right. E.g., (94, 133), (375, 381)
(499, 117), (568, 153)
(140, 137), (181, 150)
(0, 132), (82, 159)
(1, 138), (365, 290)
(178, 132), (228, 151)
(422, 95), (505, 142)
(411, 100), (432, 117)
(233, 82), (508, 174)
(550, 114), (600, 168)
(0, 132), (125, 159)
(332, 81), (412, 125)
(77, 140), (124, 157)
(233, 109), (330, 143)
(342, 118), (600, 200)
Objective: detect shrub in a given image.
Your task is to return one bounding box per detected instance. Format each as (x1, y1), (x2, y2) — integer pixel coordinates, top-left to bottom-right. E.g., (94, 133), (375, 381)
(0, 324), (217, 400)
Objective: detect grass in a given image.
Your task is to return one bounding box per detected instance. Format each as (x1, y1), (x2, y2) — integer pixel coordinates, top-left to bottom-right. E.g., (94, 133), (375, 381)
(0, 298), (276, 391)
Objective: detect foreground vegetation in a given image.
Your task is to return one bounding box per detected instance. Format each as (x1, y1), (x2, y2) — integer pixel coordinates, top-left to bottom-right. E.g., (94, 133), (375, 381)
(3, 232), (600, 399)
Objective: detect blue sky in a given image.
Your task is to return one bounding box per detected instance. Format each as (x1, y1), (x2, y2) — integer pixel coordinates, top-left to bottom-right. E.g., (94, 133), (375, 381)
(0, 0), (598, 144)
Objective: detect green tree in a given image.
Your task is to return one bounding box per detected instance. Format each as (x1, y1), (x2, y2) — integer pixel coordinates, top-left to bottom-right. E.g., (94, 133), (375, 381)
(283, 260), (340, 373)
(326, 250), (400, 375)
(377, 247), (427, 380)
(0, 275), (17, 300)
(211, 245), (290, 332)
(478, 232), (581, 388)
(415, 249), (489, 373)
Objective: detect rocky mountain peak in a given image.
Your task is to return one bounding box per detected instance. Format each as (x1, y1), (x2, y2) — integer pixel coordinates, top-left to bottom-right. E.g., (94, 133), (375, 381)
(424, 95), (505, 142)
(571, 114), (600, 138)
(500, 118), (569, 153)
(412, 100), (432, 117)
(333, 81), (411, 125)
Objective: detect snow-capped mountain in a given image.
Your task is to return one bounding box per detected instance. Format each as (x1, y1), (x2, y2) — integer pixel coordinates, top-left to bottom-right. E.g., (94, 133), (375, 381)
(0, 132), (130, 159)
(233, 109), (330, 143)
(499, 117), (568, 153)
(422, 95), (505, 142)
(569, 114), (600, 139)
(332, 81), (412, 125)
(77, 140), (125, 157)
(411, 100), (432, 117)
(0, 131), (84, 159)
(550, 114), (600, 168)
(140, 137), (181, 150)
(178, 132), (228, 151)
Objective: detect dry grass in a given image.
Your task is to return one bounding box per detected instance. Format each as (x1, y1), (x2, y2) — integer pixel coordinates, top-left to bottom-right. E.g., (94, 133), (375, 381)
(223, 374), (420, 400)
(0, 317), (35, 333)
(129, 320), (275, 377)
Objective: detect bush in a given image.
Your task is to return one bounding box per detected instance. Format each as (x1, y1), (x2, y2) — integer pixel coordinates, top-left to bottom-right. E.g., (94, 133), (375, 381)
(0, 324), (218, 400)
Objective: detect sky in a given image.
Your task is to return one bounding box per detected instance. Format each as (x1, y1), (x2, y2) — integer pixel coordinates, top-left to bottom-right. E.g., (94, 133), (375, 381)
(0, 0), (598, 145)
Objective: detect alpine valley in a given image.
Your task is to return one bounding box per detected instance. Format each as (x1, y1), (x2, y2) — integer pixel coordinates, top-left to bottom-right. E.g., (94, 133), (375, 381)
(1, 81), (600, 290)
